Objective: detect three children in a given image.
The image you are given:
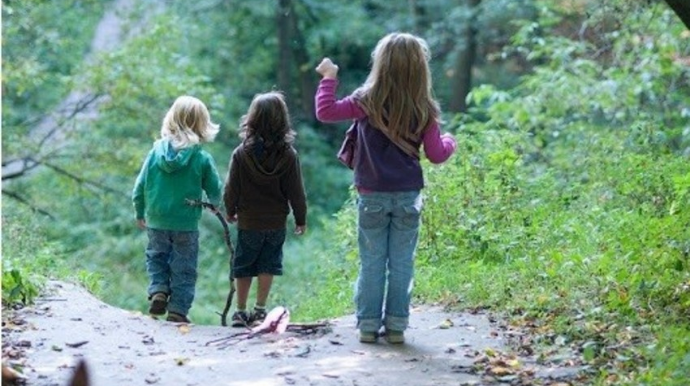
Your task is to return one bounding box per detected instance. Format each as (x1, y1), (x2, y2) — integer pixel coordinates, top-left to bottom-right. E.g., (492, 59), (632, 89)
(133, 33), (454, 346)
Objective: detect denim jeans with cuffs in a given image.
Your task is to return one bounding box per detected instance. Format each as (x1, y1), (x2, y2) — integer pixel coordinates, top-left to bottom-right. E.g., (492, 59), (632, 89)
(145, 229), (199, 316)
(355, 190), (422, 333)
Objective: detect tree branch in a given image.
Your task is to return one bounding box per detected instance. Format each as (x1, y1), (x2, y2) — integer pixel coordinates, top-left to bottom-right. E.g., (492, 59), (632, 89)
(2, 190), (55, 219)
(1, 158), (41, 181)
(41, 161), (124, 196)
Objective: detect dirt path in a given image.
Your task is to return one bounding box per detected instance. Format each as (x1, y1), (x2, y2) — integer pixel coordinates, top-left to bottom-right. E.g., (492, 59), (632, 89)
(1, 281), (584, 386)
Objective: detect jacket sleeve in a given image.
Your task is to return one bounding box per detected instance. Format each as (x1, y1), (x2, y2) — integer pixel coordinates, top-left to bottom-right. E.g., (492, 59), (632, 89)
(132, 151), (152, 220)
(315, 78), (367, 122)
(223, 151), (241, 218)
(283, 150), (307, 226)
(202, 152), (222, 208)
(422, 122), (457, 164)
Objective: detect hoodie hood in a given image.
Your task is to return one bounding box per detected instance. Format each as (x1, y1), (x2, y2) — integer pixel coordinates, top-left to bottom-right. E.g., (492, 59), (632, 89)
(238, 142), (293, 181)
(154, 139), (200, 173)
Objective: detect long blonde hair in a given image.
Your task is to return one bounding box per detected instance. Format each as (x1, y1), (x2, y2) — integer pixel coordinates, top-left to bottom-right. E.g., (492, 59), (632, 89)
(354, 32), (440, 157)
(239, 91), (296, 151)
(161, 96), (219, 149)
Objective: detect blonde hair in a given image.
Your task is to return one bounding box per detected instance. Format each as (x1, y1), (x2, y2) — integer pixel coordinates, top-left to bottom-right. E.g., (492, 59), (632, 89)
(161, 96), (219, 149)
(239, 91), (295, 151)
(354, 32), (440, 157)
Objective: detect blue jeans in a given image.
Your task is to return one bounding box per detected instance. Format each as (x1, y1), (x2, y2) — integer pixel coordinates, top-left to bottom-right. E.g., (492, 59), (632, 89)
(145, 229), (199, 316)
(355, 190), (422, 332)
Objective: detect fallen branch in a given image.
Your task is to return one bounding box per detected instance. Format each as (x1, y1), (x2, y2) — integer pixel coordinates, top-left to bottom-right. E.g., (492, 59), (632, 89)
(206, 307), (331, 350)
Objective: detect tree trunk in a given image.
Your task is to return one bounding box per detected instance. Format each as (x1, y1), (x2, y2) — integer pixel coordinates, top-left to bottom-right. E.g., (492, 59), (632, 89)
(409, 0), (427, 33)
(276, 0), (293, 95)
(288, 7), (316, 125)
(449, 0), (480, 113)
(276, 0), (316, 124)
(664, 0), (690, 29)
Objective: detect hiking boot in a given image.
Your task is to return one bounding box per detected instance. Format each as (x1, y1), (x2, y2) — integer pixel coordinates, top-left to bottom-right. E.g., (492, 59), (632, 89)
(384, 329), (405, 344)
(250, 307), (267, 325)
(166, 312), (191, 324)
(231, 310), (250, 327)
(148, 292), (168, 316)
(359, 330), (378, 343)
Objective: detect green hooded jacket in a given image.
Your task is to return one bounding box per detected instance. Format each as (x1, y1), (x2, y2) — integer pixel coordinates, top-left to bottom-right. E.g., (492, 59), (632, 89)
(132, 139), (222, 231)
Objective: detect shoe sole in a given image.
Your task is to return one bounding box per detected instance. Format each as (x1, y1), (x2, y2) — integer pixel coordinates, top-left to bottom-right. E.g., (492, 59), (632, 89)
(166, 313), (191, 323)
(359, 333), (378, 343)
(385, 336), (405, 344)
(149, 299), (167, 316)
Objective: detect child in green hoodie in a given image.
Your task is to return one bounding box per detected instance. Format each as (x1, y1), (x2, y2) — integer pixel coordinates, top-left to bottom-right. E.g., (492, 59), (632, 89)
(132, 95), (222, 324)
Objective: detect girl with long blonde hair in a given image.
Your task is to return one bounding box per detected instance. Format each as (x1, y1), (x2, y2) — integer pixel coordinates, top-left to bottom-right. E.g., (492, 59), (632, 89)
(315, 32), (457, 344)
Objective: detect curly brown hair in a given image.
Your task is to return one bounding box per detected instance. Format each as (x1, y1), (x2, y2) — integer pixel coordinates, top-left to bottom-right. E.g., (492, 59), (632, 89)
(239, 91), (296, 151)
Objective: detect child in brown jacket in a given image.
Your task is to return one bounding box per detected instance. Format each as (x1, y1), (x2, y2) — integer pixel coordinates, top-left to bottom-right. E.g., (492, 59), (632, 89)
(223, 91), (307, 327)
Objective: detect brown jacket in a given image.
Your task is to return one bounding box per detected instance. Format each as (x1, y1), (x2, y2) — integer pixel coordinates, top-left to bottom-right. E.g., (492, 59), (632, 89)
(223, 143), (307, 230)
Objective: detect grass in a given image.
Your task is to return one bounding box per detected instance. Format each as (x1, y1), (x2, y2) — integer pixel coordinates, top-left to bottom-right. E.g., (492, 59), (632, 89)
(2, 208), (101, 307)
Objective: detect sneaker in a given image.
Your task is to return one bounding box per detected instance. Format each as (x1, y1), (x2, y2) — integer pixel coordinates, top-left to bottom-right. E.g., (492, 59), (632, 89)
(359, 330), (378, 343)
(166, 312), (191, 324)
(231, 310), (250, 327)
(148, 292), (168, 316)
(251, 307), (267, 325)
(384, 329), (405, 344)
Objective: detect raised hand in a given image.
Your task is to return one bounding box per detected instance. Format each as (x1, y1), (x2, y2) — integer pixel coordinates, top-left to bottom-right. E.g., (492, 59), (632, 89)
(315, 58), (339, 79)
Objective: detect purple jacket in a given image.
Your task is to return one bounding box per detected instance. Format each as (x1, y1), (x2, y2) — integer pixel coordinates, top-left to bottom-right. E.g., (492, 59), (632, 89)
(315, 78), (457, 192)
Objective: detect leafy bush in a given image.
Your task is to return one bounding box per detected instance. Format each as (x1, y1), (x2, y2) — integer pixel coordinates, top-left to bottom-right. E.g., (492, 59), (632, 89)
(1, 208), (101, 306)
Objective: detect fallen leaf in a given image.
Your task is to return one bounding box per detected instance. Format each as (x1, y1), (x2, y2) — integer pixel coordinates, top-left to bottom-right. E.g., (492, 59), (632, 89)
(439, 319), (454, 329)
(488, 366), (513, 376)
(178, 324), (191, 334)
(174, 357), (189, 366)
(142, 336), (155, 345)
(506, 358), (520, 368)
(66, 341), (89, 348)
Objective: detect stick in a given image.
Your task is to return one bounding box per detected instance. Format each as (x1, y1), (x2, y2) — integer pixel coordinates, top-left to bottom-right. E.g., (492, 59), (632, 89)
(185, 199), (236, 326)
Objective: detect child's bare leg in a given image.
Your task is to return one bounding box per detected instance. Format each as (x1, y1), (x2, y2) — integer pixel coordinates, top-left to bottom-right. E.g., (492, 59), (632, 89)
(235, 277), (252, 309)
(256, 273), (274, 307)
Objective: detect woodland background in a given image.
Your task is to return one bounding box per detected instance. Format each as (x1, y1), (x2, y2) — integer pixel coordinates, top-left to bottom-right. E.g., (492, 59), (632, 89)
(2, 1), (689, 384)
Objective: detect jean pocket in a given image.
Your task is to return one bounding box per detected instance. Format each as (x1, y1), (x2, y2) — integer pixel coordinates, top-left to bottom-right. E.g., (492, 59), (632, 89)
(359, 203), (386, 229)
(401, 199), (422, 229)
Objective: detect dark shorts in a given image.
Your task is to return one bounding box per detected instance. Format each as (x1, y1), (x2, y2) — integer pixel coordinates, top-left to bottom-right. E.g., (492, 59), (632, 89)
(233, 228), (286, 278)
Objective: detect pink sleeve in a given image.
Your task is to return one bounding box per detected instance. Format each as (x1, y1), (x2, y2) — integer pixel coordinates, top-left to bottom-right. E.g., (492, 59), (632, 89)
(315, 78), (367, 122)
(422, 122), (457, 164)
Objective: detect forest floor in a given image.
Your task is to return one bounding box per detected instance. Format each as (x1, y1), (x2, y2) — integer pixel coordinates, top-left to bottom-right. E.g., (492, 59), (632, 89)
(1, 281), (587, 386)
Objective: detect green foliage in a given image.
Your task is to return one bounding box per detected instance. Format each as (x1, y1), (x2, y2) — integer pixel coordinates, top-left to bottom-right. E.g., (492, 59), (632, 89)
(3, 0), (689, 382)
(1, 0), (108, 157)
(2, 208), (101, 306)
